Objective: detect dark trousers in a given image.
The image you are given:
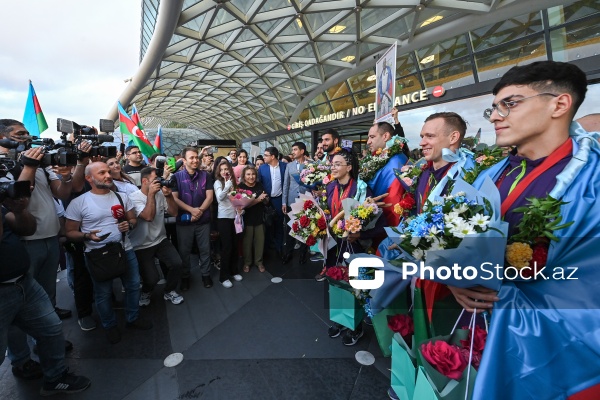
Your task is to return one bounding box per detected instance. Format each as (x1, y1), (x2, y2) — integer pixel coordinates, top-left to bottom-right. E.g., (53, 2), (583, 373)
(268, 196), (284, 252)
(135, 239), (183, 294)
(217, 218), (239, 282)
(70, 243), (94, 319)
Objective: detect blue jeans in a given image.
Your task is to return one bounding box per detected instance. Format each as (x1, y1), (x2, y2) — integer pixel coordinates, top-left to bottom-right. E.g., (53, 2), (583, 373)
(85, 248), (141, 329)
(1, 275), (66, 382)
(23, 236), (60, 306)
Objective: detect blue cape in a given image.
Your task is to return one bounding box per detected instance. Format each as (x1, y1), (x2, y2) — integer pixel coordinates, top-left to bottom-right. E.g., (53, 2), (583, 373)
(472, 123), (600, 400)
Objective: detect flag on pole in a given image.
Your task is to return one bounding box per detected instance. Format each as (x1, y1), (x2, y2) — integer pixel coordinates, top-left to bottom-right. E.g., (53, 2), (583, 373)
(23, 81), (48, 136)
(117, 101), (155, 158)
(474, 128), (481, 146)
(153, 125), (162, 153)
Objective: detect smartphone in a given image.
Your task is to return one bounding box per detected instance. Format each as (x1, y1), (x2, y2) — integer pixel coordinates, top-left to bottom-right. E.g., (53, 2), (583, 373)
(97, 232), (111, 241)
(167, 156), (177, 171)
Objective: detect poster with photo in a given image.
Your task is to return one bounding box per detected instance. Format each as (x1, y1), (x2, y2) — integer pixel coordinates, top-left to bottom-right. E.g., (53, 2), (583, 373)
(375, 43), (397, 123)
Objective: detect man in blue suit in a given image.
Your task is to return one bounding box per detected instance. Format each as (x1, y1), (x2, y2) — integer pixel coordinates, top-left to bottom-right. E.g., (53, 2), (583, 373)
(258, 146), (287, 256)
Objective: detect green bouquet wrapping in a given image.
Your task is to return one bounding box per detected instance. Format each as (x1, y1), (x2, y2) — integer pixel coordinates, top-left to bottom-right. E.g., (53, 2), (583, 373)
(371, 294), (409, 357)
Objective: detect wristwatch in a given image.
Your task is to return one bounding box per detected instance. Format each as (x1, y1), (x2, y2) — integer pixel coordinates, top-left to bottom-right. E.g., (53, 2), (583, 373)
(128, 222), (135, 231)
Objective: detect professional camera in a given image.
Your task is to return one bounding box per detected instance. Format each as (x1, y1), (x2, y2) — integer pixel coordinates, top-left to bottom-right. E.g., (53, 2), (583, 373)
(56, 118), (117, 158)
(154, 156), (177, 188)
(0, 181), (31, 202)
(31, 137), (78, 167)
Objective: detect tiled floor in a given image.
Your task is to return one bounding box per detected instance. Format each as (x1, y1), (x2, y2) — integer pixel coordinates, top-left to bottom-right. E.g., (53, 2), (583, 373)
(0, 249), (392, 399)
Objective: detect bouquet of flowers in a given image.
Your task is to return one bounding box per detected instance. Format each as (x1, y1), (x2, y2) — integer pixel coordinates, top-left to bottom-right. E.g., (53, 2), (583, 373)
(229, 189), (256, 233)
(414, 312), (487, 399)
(395, 162), (428, 192)
(295, 160), (332, 190)
(359, 136), (407, 181)
(462, 146), (505, 184)
(505, 195), (573, 278)
(288, 193), (336, 256)
(390, 178), (508, 290)
(329, 194), (388, 238)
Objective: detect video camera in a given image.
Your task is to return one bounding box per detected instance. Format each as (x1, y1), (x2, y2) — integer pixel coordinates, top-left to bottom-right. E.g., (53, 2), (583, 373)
(0, 181), (31, 202)
(154, 156), (177, 188)
(56, 118), (117, 159)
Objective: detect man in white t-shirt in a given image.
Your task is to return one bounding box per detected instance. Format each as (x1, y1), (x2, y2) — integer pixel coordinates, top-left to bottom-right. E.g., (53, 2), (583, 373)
(129, 167), (183, 306)
(65, 162), (152, 345)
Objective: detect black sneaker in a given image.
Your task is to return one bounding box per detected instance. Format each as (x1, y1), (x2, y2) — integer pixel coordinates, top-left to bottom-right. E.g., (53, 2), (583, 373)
(106, 326), (121, 344)
(12, 359), (43, 380)
(328, 324), (348, 338)
(342, 328), (364, 346)
(364, 316), (373, 326)
(39, 369), (91, 396)
(202, 276), (213, 288)
(54, 307), (72, 320)
(387, 387), (400, 400)
(126, 318), (153, 330)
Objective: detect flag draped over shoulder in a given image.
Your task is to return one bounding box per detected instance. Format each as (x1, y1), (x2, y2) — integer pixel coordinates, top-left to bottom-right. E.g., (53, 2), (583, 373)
(23, 81), (48, 136)
(153, 125), (162, 153)
(117, 102), (155, 158)
(367, 153), (408, 227)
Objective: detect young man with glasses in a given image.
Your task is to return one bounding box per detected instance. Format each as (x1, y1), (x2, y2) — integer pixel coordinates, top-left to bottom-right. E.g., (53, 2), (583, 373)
(453, 61), (600, 400)
(123, 146), (145, 187)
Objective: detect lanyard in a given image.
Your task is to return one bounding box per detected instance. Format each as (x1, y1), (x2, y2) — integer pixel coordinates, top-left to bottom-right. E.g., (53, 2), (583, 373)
(499, 139), (572, 216)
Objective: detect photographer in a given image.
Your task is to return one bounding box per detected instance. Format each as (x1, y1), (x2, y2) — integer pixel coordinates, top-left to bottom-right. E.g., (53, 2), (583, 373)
(0, 191), (91, 395)
(65, 162), (152, 344)
(0, 119), (73, 320)
(129, 167), (184, 306)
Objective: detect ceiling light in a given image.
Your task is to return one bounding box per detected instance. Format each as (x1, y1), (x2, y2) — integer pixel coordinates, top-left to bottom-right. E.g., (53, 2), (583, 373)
(341, 55), (355, 62)
(367, 74), (376, 81)
(368, 88), (376, 93)
(420, 15), (443, 28)
(296, 18), (303, 28)
(329, 25), (346, 34)
(420, 55), (435, 64)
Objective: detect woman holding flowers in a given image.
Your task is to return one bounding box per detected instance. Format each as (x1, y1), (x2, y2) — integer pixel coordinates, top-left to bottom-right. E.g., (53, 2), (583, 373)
(322, 149), (384, 346)
(213, 159), (243, 288)
(238, 166), (268, 273)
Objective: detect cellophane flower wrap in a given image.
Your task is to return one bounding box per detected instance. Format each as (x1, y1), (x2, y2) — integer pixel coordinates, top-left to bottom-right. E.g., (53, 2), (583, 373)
(296, 160), (332, 190)
(229, 189), (256, 234)
(392, 178), (508, 290)
(288, 193), (336, 256)
(341, 197), (383, 235)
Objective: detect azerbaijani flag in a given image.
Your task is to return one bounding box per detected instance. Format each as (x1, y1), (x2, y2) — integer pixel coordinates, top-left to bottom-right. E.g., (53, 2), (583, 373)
(23, 81), (48, 136)
(117, 101), (155, 158)
(153, 124), (162, 153)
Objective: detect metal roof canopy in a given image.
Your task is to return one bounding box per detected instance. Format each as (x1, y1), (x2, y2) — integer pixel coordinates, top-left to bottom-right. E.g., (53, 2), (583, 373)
(109, 0), (576, 141)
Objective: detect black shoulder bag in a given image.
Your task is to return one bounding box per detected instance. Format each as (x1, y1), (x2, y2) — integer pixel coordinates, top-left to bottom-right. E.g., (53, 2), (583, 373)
(85, 192), (129, 282)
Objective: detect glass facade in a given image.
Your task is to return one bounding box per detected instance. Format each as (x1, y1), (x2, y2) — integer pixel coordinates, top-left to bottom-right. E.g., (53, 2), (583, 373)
(134, 0), (600, 146)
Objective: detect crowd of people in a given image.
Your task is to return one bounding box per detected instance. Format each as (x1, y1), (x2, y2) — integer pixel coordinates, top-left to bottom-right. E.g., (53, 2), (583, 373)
(1, 60), (599, 398)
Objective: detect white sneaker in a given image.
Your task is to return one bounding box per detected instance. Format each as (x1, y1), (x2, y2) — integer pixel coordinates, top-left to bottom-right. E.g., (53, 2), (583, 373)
(157, 278), (167, 285)
(221, 279), (233, 288)
(163, 291), (184, 305)
(233, 274), (243, 282)
(139, 292), (151, 307)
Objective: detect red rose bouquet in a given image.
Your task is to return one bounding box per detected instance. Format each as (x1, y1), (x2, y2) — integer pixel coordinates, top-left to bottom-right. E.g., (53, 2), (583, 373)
(288, 193), (335, 256)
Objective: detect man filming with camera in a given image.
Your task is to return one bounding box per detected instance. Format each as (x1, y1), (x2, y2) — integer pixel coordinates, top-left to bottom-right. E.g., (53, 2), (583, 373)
(0, 187), (91, 395)
(129, 167), (184, 306)
(65, 161), (153, 344)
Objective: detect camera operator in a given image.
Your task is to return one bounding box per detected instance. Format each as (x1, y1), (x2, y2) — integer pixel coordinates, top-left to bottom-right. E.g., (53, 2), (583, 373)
(129, 167), (183, 306)
(0, 192), (91, 395)
(65, 162), (153, 344)
(0, 119), (74, 320)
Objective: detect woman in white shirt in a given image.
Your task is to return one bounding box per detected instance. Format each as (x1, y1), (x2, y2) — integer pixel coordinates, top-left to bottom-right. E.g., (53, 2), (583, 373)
(213, 159), (243, 288)
(107, 157), (138, 195)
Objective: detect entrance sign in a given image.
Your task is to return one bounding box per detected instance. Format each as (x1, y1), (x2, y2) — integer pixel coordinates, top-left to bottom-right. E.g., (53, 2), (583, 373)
(375, 43), (397, 123)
